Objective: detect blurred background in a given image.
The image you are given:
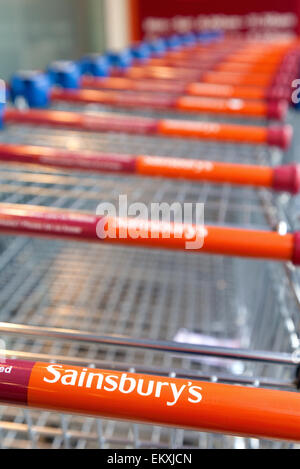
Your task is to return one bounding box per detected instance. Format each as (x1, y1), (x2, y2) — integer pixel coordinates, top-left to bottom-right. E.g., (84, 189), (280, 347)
(1, 0), (300, 80)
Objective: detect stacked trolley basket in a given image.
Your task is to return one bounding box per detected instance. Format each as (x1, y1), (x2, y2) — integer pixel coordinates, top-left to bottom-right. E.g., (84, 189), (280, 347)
(0, 32), (300, 449)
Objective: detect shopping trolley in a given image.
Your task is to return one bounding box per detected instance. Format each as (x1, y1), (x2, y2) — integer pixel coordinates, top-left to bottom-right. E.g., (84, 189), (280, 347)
(78, 36), (300, 107)
(8, 34), (300, 123)
(0, 117), (299, 448)
(0, 38), (300, 449)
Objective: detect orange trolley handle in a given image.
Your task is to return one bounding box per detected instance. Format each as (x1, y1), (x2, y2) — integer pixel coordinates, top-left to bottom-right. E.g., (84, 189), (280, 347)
(0, 143), (298, 194)
(157, 119), (293, 150)
(0, 203), (299, 265)
(50, 88), (288, 121)
(82, 76), (292, 103)
(3, 109), (293, 149)
(1, 358), (300, 442)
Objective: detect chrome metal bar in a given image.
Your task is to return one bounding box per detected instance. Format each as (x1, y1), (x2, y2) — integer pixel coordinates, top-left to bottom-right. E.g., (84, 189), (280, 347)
(0, 321), (296, 365)
(1, 348), (294, 390)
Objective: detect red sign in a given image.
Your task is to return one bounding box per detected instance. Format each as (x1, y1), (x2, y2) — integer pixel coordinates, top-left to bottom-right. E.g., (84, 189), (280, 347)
(130, 0), (300, 40)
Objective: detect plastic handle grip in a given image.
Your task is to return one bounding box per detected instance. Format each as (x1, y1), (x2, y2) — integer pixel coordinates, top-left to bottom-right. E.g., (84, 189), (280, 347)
(0, 203), (295, 263)
(0, 144), (298, 194)
(50, 88), (286, 120)
(3, 109), (292, 149)
(158, 119), (293, 149)
(1, 358), (300, 442)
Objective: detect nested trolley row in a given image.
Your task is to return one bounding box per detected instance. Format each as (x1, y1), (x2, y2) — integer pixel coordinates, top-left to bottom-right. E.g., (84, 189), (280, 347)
(0, 35), (300, 449)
